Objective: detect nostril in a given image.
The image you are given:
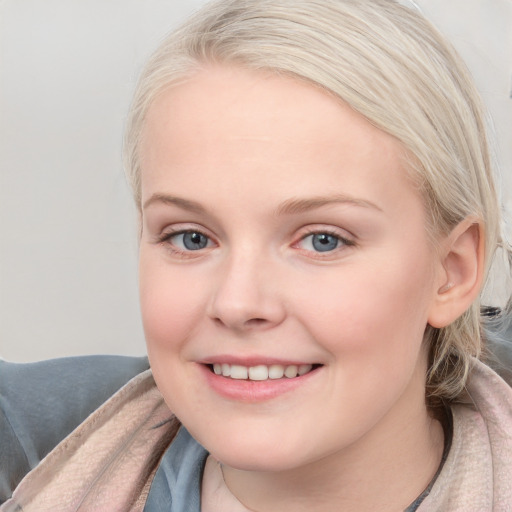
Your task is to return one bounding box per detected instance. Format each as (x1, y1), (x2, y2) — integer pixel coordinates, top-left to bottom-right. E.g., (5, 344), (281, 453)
(244, 318), (267, 327)
(212, 316), (268, 331)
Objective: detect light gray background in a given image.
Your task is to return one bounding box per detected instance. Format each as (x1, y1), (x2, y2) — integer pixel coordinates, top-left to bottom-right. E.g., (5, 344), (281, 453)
(1, 0), (511, 362)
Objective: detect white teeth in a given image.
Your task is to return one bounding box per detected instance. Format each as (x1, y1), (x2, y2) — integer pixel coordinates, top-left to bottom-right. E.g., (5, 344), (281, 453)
(248, 365), (269, 381)
(212, 363), (315, 381)
(284, 365), (298, 378)
(230, 365), (248, 379)
(298, 364), (313, 376)
(268, 364), (285, 379)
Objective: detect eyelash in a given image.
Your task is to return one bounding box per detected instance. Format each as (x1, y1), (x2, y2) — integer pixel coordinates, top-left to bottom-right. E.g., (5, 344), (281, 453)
(294, 228), (355, 256)
(156, 227), (355, 258)
(157, 228), (215, 257)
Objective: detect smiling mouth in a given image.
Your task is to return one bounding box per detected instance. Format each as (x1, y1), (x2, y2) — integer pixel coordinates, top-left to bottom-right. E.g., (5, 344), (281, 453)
(207, 363), (322, 381)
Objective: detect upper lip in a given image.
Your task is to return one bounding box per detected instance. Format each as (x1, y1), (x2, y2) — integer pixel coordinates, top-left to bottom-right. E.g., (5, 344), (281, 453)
(199, 355), (319, 366)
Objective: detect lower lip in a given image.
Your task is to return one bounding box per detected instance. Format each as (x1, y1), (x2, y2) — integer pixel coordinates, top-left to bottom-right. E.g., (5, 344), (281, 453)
(199, 364), (320, 402)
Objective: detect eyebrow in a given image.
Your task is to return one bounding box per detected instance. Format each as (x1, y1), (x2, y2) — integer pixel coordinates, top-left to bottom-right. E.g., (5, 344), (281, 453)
(142, 192), (382, 216)
(143, 194), (206, 214)
(275, 194), (382, 215)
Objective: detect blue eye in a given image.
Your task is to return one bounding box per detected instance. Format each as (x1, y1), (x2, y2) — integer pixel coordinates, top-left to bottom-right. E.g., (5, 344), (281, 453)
(300, 232), (344, 252)
(171, 231), (211, 251)
(311, 233), (340, 252)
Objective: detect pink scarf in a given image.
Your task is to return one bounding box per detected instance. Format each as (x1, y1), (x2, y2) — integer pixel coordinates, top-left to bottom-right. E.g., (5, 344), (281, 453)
(1, 370), (179, 511)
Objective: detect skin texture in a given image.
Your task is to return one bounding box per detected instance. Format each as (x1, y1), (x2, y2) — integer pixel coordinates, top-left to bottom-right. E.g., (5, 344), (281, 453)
(138, 65), (448, 511)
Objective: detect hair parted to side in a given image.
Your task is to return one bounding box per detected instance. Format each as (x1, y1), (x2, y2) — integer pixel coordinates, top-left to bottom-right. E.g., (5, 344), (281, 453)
(124, 0), (502, 408)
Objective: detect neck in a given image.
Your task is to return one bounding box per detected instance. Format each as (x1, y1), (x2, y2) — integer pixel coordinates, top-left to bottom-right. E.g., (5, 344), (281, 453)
(221, 396), (444, 512)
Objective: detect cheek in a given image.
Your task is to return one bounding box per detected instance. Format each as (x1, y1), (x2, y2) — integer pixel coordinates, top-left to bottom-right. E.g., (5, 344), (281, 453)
(139, 254), (207, 355)
(139, 255), (211, 419)
(294, 251), (435, 365)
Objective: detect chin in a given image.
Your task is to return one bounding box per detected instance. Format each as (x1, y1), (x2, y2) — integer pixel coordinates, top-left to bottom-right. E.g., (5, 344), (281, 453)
(216, 449), (304, 473)
(194, 425), (314, 472)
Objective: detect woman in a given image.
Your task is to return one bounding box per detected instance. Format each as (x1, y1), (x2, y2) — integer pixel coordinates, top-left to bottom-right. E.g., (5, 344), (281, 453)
(2, 0), (511, 510)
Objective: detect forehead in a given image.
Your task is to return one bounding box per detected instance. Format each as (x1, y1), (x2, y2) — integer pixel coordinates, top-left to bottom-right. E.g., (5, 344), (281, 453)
(142, 65), (399, 154)
(139, 65), (421, 216)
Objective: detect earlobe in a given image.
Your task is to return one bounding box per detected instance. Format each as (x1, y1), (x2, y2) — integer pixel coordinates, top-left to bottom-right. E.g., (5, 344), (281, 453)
(428, 218), (484, 328)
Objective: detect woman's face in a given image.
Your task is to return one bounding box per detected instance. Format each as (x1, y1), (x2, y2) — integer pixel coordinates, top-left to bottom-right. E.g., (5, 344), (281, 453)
(138, 65), (443, 472)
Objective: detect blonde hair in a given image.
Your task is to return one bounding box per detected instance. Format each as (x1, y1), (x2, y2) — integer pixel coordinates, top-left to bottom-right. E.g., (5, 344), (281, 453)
(124, 0), (501, 407)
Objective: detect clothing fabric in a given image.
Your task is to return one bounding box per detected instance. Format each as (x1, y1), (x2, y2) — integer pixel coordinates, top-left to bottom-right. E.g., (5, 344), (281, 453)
(0, 355), (150, 504)
(1, 356), (511, 511)
(1, 364), (179, 511)
(418, 360), (512, 510)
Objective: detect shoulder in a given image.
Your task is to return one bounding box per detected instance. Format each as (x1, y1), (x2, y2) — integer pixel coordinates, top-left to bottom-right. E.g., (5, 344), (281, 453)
(420, 360), (512, 510)
(483, 312), (512, 385)
(0, 354), (149, 504)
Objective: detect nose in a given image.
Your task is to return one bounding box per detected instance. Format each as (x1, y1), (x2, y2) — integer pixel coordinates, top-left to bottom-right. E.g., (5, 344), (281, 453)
(207, 252), (286, 332)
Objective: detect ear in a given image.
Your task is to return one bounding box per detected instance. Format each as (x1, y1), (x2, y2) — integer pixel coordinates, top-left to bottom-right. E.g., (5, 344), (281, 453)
(428, 218), (484, 328)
